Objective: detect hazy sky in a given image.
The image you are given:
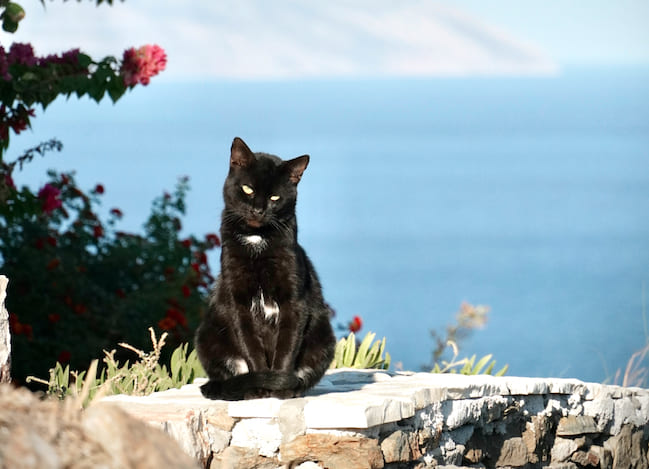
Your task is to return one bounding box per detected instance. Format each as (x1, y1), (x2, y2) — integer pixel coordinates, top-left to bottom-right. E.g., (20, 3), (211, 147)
(1, 1), (647, 80)
(454, 0), (649, 66)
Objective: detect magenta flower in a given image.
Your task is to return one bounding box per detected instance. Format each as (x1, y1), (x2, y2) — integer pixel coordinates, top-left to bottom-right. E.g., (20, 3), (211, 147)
(37, 184), (62, 214)
(7, 43), (37, 66)
(120, 44), (167, 87)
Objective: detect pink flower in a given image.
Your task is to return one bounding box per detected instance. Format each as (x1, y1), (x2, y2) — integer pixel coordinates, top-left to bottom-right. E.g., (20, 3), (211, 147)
(120, 44), (167, 87)
(37, 184), (62, 213)
(93, 184), (104, 194)
(110, 208), (123, 218)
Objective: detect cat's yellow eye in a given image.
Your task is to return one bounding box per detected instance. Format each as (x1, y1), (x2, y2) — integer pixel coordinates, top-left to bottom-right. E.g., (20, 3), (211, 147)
(241, 185), (254, 195)
(270, 195), (280, 201)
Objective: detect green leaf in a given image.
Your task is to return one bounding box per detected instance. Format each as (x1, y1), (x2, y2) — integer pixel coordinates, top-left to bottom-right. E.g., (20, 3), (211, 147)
(495, 364), (509, 377)
(473, 354), (493, 375)
(356, 332), (375, 367)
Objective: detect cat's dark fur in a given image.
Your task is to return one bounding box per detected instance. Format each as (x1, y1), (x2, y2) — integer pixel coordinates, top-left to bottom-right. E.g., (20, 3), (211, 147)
(195, 137), (336, 400)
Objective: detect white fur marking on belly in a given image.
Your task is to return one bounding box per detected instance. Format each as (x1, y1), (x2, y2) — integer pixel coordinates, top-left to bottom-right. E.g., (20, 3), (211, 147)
(251, 290), (279, 321)
(260, 291), (279, 320)
(227, 358), (249, 376)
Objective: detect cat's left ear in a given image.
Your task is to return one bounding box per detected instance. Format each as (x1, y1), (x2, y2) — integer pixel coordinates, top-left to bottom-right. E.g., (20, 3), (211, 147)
(283, 155), (310, 184)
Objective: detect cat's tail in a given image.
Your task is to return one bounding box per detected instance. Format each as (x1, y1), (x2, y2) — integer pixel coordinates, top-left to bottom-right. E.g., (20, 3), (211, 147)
(200, 371), (303, 401)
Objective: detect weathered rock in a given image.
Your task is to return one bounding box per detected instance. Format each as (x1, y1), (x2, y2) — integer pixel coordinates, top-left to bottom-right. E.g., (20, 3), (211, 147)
(521, 414), (555, 464)
(82, 403), (200, 469)
(280, 434), (384, 468)
(556, 415), (599, 436)
(551, 437), (580, 463)
(210, 446), (278, 469)
(603, 424), (648, 469)
(230, 418), (282, 458)
(570, 449), (599, 467)
(380, 429), (421, 463)
(0, 384), (199, 469)
(495, 437), (529, 467)
(0, 275), (10, 383)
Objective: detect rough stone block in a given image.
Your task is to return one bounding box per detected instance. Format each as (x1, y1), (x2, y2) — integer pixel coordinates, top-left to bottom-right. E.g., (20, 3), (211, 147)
(556, 415), (599, 436)
(210, 446), (278, 469)
(380, 429), (421, 463)
(280, 434), (384, 468)
(495, 437), (529, 467)
(279, 398), (307, 443)
(551, 437), (580, 463)
(230, 418), (282, 458)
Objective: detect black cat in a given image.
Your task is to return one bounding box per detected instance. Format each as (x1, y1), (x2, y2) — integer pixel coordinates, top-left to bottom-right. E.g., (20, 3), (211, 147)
(195, 137), (336, 400)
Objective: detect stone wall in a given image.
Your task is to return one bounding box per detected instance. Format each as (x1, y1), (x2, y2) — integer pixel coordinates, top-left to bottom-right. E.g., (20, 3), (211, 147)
(103, 370), (649, 469)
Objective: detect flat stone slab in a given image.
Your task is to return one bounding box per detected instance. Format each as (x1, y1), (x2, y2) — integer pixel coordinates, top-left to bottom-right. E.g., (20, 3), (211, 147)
(102, 369), (646, 430)
(100, 369), (649, 468)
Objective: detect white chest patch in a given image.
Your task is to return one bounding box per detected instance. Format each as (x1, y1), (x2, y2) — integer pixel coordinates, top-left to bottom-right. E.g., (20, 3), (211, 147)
(239, 234), (268, 252)
(251, 290), (280, 321)
(244, 235), (263, 245)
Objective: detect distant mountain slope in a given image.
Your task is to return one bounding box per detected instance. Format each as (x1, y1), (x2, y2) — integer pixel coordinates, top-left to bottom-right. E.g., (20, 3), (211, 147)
(2, 0), (559, 79)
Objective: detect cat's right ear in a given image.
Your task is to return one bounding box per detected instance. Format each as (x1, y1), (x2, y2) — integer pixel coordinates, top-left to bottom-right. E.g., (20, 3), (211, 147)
(230, 137), (255, 168)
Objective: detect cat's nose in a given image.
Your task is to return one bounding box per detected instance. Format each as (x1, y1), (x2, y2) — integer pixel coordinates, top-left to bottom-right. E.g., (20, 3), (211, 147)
(252, 207), (263, 215)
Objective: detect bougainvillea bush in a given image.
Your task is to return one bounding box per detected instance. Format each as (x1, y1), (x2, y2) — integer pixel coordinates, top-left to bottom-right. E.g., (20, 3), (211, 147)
(0, 165), (220, 385)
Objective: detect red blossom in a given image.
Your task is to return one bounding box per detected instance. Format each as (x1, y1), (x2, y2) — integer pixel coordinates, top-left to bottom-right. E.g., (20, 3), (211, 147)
(158, 317), (176, 331)
(46, 236), (57, 247)
(181, 285), (191, 298)
(116, 288), (126, 299)
(34, 238), (44, 250)
(349, 315), (363, 333)
(206, 233), (221, 247)
(166, 308), (187, 327)
(180, 239), (192, 249)
(48, 313), (61, 323)
(93, 184), (104, 194)
(58, 350), (71, 363)
(38, 184), (62, 213)
(110, 208), (123, 218)
(190, 262), (201, 274)
(93, 225), (104, 238)
(194, 251), (208, 265)
(4, 172), (15, 189)
(121, 44), (167, 87)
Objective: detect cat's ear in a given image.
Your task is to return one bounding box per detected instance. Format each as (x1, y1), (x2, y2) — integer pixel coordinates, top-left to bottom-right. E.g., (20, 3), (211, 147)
(230, 137), (255, 168)
(283, 155), (310, 184)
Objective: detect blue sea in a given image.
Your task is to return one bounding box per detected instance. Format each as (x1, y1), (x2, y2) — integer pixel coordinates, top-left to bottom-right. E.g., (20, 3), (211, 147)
(11, 66), (649, 383)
